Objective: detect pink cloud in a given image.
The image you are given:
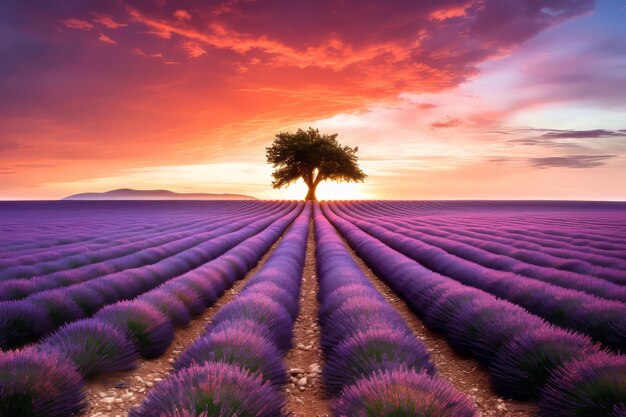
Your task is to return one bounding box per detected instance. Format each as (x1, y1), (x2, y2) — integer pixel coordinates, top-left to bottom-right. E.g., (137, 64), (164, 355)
(98, 34), (117, 45)
(417, 103), (439, 110)
(61, 18), (93, 30)
(430, 117), (463, 129)
(429, 3), (472, 21)
(182, 41), (206, 58)
(93, 15), (127, 29)
(174, 9), (192, 21)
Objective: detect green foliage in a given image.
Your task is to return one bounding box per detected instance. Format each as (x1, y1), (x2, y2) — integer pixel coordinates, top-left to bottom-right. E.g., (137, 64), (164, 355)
(266, 127), (366, 200)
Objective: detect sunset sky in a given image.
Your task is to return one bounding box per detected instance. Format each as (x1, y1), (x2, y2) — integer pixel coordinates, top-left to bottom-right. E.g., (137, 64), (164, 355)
(1, 0), (625, 200)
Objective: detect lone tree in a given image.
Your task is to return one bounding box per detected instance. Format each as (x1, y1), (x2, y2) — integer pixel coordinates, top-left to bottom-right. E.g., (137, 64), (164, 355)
(266, 128), (366, 201)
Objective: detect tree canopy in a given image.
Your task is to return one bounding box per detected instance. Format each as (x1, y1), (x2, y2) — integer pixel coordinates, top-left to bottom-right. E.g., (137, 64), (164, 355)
(266, 128), (366, 200)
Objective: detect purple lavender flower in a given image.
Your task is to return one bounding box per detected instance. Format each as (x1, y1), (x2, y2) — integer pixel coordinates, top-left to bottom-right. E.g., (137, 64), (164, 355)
(319, 284), (385, 325)
(176, 275), (218, 307)
(211, 294), (293, 351)
(331, 368), (477, 417)
(0, 280), (35, 301)
(162, 283), (206, 316)
(321, 299), (406, 354)
(129, 362), (287, 417)
(244, 282), (299, 319)
(0, 301), (53, 349)
(95, 300), (174, 358)
(84, 280), (122, 303)
(0, 348), (85, 416)
(490, 326), (601, 400)
(323, 328), (435, 395)
(423, 288), (479, 332)
(40, 319), (140, 377)
(139, 289), (192, 327)
(28, 290), (85, 327)
(205, 318), (275, 343)
(442, 298), (545, 363)
(173, 327), (287, 386)
(538, 351), (626, 417)
(65, 285), (107, 316)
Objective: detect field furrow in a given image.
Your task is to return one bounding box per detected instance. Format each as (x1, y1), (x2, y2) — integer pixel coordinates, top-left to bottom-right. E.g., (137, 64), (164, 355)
(283, 220), (329, 417)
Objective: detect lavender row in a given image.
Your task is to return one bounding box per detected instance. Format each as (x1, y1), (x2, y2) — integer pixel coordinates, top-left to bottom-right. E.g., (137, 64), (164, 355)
(409, 219), (626, 274)
(0, 209), (202, 249)
(131, 202), (312, 417)
(346, 201), (626, 260)
(0, 201), (281, 270)
(328, 203), (626, 351)
(342, 202), (626, 272)
(0, 200), (258, 255)
(418, 213), (626, 253)
(313, 203), (477, 416)
(353, 200), (625, 225)
(322, 203), (626, 416)
(335, 204), (626, 299)
(0, 202), (302, 417)
(2, 201), (282, 261)
(349, 201), (626, 251)
(358, 201), (626, 237)
(423, 217), (626, 256)
(419, 219), (626, 260)
(0, 202), (212, 252)
(398, 222), (626, 292)
(339, 203), (626, 283)
(0, 204), (288, 299)
(0, 202), (286, 282)
(0, 203), (300, 350)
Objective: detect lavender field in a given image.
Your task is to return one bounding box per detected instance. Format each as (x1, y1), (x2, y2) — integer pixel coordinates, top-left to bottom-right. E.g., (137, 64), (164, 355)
(1, 200), (625, 416)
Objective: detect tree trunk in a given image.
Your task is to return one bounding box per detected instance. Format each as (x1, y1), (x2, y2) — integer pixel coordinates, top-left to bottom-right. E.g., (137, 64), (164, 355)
(305, 184), (318, 201)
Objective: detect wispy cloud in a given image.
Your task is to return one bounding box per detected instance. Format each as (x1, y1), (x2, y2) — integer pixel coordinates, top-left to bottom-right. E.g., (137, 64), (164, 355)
(429, 3), (471, 21)
(61, 18), (93, 30)
(430, 117), (462, 129)
(529, 154), (617, 169)
(93, 15), (127, 29)
(98, 34), (117, 45)
(540, 129), (626, 139)
(182, 41), (206, 58)
(0, 140), (22, 153)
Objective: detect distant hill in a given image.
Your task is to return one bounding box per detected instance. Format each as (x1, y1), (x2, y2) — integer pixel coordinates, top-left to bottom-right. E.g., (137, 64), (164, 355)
(62, 188), (257, 201)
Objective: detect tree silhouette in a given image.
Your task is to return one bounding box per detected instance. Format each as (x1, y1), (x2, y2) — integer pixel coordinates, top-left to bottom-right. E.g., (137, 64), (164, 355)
(266, 128), (366, 201)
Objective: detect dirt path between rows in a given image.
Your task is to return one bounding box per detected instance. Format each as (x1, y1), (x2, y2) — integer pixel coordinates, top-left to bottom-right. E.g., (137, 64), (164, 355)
(336, 233), (538, 417)
(284, 221), (330, 417)
(81, 234), (287, 417)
